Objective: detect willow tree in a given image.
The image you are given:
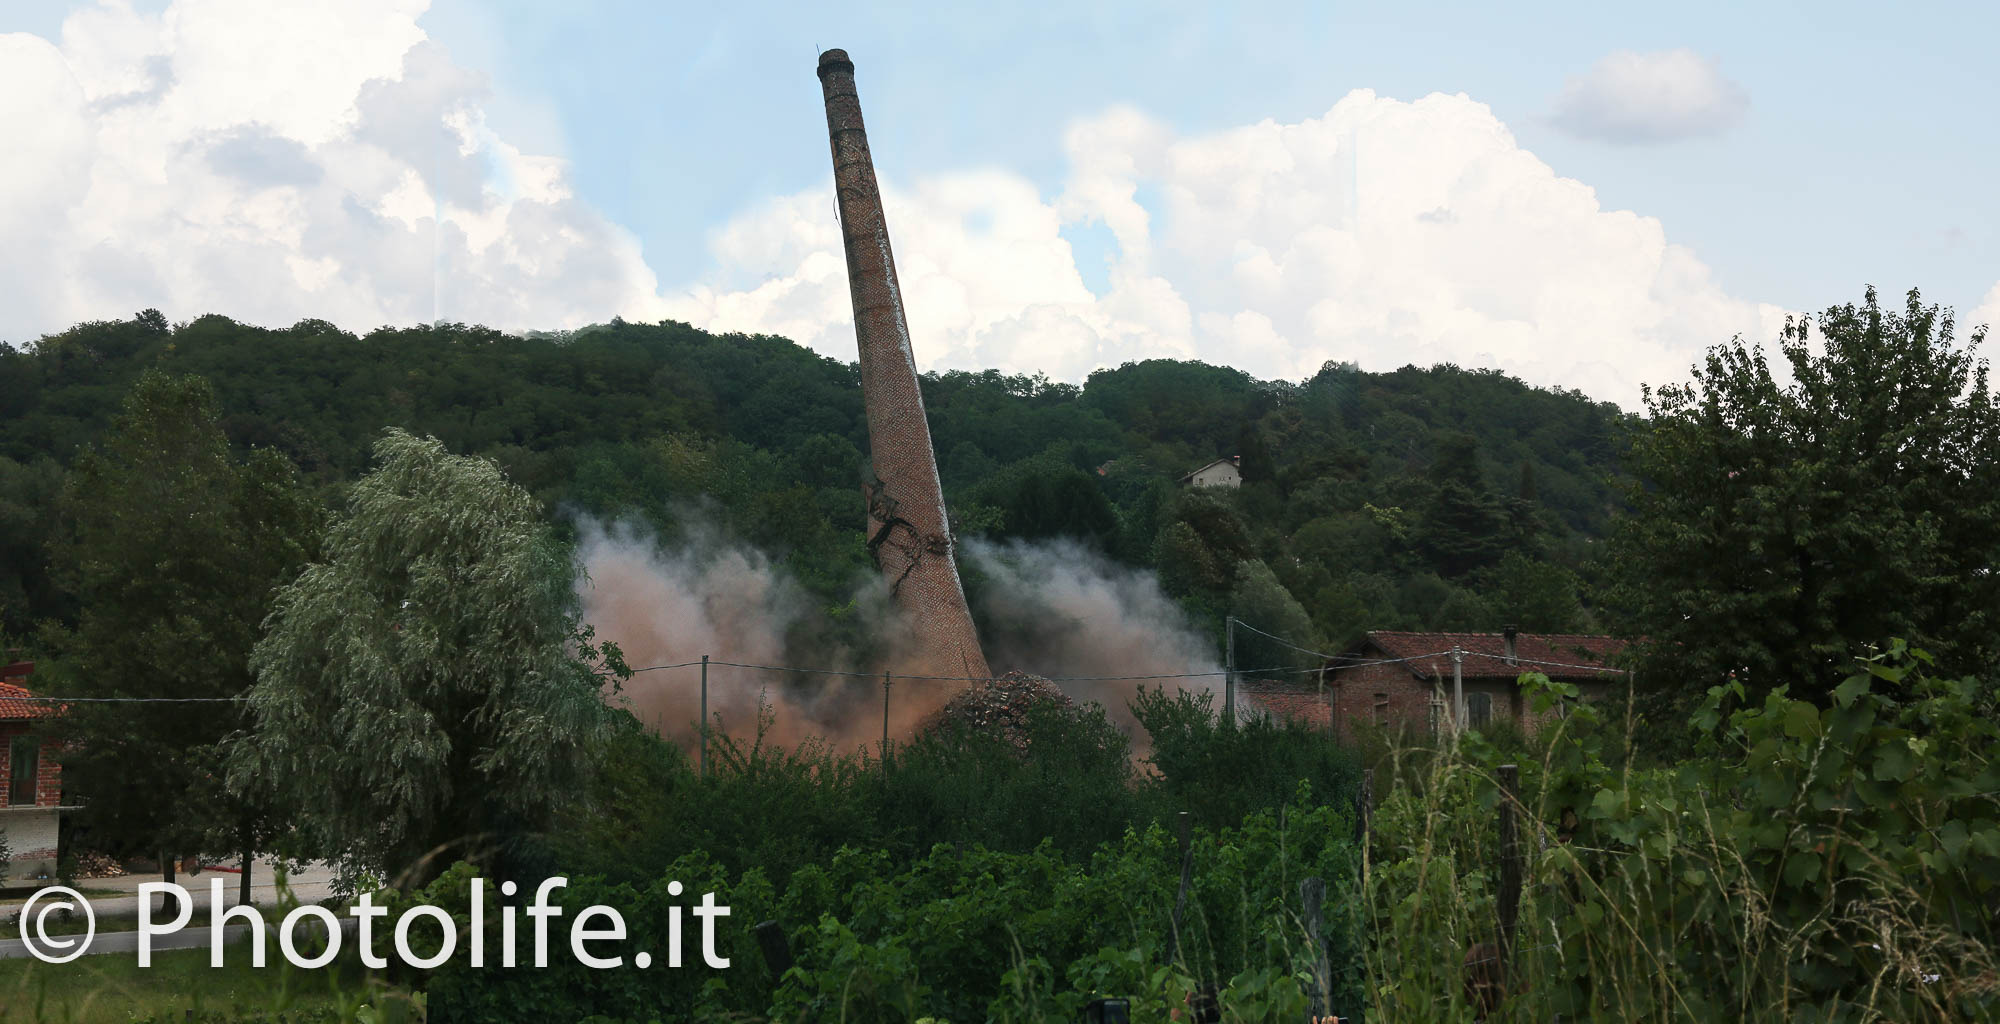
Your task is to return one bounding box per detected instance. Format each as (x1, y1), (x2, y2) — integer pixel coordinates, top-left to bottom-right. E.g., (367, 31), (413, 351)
(229, 429), (625, 887)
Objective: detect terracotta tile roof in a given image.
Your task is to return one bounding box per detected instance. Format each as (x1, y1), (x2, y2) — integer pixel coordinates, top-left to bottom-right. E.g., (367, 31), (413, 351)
(0, 662), (60, 719)
(1351, 631), (1627, 682)
(0, 683), (61, 720)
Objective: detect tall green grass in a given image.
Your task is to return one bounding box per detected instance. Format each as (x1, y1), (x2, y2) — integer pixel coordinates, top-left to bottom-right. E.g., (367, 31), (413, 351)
(1361, 648), (1999, 1022)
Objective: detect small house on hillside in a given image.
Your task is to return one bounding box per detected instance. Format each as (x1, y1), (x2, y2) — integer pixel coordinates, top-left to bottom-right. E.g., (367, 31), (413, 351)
(1182, 456), (1241, 489)
(0, 660), (70, 879)
(1241, 628), (1627, 738)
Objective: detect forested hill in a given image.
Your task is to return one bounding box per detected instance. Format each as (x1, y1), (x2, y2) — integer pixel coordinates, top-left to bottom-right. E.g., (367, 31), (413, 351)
(0, 310), (1633, 656)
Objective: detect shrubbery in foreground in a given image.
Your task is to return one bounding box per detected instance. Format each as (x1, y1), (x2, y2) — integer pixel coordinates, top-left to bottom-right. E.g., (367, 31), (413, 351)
(395, 791), (1360, 1022)
(1366, 642), (1999, 1022)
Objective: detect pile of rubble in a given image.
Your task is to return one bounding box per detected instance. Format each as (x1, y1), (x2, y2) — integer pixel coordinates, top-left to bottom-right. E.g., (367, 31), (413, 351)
(68, 851), (126, 879)
(928, 671), (1075, 750)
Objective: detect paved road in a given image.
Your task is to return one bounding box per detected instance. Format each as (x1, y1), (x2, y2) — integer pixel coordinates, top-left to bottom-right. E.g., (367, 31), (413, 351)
(0, 915), (358, 961)
(0, 859), (347, 961)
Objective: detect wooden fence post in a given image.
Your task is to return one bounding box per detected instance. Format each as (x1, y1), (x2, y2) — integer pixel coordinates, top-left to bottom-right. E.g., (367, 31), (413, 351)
(1300, 875), (1330, 1017)
(754, 919), (793, 978)
(1497, 764), (1522, 976)
(1166, 811), (1193, 964)
(1355, 768), (1375, 889)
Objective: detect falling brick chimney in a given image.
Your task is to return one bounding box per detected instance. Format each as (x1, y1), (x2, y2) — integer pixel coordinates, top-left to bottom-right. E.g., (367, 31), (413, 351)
(817, 49), (990, 681)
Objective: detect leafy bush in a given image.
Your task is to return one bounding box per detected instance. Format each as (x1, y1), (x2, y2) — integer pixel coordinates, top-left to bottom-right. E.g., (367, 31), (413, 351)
(543, 688), (1358, 889)
(1365, 643), (2000, 1021)
(413, 788), (1359, 1022)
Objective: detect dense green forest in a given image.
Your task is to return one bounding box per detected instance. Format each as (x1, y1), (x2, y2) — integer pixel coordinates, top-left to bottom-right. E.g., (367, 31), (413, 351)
(7, 290), (1998, 1022)
(0, 310), (1628, 662)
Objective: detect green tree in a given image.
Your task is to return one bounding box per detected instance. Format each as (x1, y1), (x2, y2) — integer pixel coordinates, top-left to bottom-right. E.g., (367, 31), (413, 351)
(0, 456), (66, 633)
(1417, 433), (1508, 577)
(1235, 422), (1276, 485)
(1229, 559), (1322, 671)
(41, 371), (318, 889)
(1480, 550), (1585, 633)
(228, 429), (626, 887)
(978, 459), (1118, 545)
(1607, 287), (2000, 701)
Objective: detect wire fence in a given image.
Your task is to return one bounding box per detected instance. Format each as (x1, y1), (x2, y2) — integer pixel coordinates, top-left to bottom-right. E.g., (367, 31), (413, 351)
(2, 637), (1628, 703)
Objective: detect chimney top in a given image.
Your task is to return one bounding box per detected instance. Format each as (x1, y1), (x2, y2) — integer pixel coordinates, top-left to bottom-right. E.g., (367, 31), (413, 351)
(1502, 624), (1519, 665)
(817, 49), (854, 78)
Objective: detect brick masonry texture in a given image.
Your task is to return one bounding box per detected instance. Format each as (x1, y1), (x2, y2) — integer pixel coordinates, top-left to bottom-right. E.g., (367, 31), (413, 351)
(818, 49), (990, 680)
(0, 720), (62, 809)
(1243, 631), (1625, 739)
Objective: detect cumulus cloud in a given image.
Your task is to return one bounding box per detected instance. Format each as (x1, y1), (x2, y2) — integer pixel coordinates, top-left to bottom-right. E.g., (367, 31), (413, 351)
(2, 3), (1789, 409)
(0, 0), (670, 346)
(670, 89), (1788, 409)
(1549, 48), (1749, 144)
(1974, 281), (2000, 340)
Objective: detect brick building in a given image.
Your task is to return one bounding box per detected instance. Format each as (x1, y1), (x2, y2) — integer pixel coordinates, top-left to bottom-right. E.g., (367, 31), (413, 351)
(0, 660), (69, 878)
(1243, 629), (1627, 738)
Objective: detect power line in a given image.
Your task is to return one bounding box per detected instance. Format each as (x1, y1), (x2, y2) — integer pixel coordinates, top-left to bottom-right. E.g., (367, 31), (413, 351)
(2, 649), (1474, 704)
(1229, 618), (1340, 662)
(3, 696), (248, 703)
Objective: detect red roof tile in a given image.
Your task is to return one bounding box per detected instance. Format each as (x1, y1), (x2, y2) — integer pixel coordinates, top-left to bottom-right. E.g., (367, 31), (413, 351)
(1351, 631), (1627, 682)
(0, 681), (61, 720)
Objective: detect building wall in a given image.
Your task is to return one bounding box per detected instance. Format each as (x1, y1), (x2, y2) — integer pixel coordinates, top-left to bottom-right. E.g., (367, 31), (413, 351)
(1240, 680), (1334, 728)
(1189, 462), (1241, 488)
(0, 808), (60, 867)
(1321, 663), (1617, 739)
(1326, 661), (1447, 739)
(0, 721), (61, 808)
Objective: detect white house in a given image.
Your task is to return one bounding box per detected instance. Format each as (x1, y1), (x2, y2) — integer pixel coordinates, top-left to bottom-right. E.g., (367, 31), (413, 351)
(1181, 456), (1242, 489)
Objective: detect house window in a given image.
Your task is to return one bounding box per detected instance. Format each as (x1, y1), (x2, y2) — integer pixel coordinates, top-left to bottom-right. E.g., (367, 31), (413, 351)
(1467, 692), (1493, 730)
(1373, 693), (1389, 727)
(8, 737), (37, 806)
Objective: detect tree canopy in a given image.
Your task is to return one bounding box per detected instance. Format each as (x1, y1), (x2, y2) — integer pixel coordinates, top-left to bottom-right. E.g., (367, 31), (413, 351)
(39, 370), (318, 864)
(1607, 287), (2000, 700)
(227, 429), (626, 886)
(2, 311), (1631, 659)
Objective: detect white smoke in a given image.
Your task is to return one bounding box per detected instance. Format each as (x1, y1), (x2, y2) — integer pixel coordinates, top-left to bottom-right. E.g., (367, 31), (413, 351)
(575, 517), (1222, 752)
(964, 536), (1223, 729)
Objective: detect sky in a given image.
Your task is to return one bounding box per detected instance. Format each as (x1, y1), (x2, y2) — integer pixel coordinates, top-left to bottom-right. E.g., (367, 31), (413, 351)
(2, 0), (1994, 411)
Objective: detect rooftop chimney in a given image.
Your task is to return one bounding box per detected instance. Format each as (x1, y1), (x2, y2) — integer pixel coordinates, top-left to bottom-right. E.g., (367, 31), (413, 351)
(817, 50), (990, 680)
(1503, 624), (1519, 665)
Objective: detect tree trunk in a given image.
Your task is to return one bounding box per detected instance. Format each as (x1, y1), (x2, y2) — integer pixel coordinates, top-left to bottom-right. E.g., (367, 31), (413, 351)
(239, 842), (252, 907)
(160, 849), (178, 917)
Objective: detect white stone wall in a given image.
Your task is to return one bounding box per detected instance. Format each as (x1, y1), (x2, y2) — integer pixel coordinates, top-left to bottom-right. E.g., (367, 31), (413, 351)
(1, 808), (60, 874)
(1190, 462), (1241, 488)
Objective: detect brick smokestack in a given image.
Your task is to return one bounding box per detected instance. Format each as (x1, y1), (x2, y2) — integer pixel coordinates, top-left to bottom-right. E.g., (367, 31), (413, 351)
(817, 49), (990, 680)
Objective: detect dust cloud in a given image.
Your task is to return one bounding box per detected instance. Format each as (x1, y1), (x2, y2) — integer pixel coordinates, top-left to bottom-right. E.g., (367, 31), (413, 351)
(573, 517), (1219, 753)
(964, 537), (1222, 732)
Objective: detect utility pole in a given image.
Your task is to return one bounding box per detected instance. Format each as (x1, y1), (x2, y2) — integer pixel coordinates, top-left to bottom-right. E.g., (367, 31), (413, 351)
(1450, 646), (1465, 735)
(1224, 616), (1237, 726)
(882, 670), (892, 766)
(699, 654), (709, 779)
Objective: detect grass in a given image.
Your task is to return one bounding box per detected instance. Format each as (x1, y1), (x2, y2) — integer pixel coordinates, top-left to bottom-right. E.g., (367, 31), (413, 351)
(1357, 679), (2000, 1022)
(0, 939), (418, 1023)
